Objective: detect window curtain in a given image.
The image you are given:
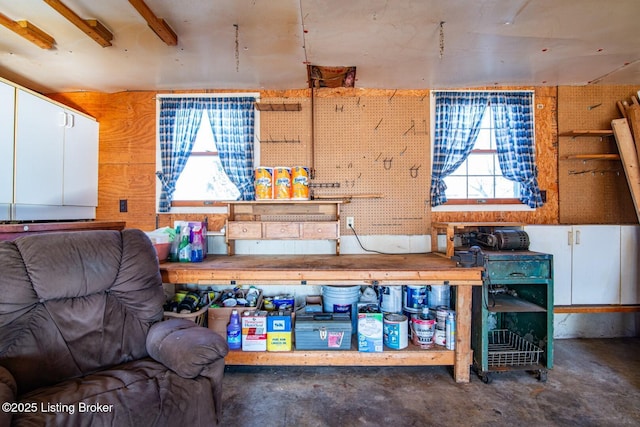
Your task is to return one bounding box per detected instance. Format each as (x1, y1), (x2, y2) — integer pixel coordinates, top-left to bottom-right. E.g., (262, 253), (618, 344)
(430, 92), (490, 206)
(156, 98), (204, 212)
(206, 97), (256, 200)
(490, 92), (543, 208)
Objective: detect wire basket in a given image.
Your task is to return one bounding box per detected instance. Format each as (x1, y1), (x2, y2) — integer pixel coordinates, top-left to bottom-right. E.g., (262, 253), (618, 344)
(163, 305), (208, 327)
(487, 329), (543, 368)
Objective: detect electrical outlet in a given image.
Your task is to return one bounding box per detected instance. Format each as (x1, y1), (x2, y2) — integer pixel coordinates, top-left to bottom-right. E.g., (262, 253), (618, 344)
(346, 217), (355, 229)
(119, 199), (128, 213)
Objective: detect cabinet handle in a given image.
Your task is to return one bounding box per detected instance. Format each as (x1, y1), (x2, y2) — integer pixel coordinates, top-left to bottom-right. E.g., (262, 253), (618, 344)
(59, 112), (67, 127)
(575, 230), (581, 245)
(567, 231), (573, 246)
(65, 113), (74, 128)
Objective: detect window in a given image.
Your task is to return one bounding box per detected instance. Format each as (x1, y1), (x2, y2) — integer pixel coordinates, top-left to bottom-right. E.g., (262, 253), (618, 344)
(155, 94), (259, 212)
(172, 111), (241, 201)
(430, 91), (543, 209)
(444, 107), (520, 203)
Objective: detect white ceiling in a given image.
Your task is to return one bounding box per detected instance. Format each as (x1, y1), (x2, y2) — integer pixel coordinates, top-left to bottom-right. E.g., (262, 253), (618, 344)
(1, 0), (639, 94)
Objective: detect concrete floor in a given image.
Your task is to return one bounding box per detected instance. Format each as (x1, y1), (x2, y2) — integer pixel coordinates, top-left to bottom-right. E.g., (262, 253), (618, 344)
(220, 338), (640, 426)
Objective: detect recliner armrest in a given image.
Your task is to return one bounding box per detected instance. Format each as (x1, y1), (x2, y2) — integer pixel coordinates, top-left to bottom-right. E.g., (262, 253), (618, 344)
(146, 318), (229, 378)
(0, 366), (17, 427)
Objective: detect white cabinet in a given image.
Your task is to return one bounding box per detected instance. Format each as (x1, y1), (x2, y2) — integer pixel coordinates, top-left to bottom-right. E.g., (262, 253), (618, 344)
(0, 81), (15, 221)
(62, 109), (99, 207)
(1, 78), (98, 222)
(525, 225), (635, 305)
(15, 89), (65, 206)
(570, 225), (620, 304)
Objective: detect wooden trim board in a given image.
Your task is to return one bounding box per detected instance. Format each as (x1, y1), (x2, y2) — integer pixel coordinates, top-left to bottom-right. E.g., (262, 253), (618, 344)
(612, 118), (640, 222)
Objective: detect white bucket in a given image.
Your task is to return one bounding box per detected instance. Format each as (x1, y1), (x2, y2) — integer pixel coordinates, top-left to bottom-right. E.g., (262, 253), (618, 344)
(322, 285), (361, 332)
(428, 284), (450, 309)
(380, 286), (403, 313)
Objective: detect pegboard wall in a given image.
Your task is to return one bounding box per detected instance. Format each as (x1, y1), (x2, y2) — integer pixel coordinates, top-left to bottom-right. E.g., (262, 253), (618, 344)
(260, 91), (431, 235)
(558, 85), (640, 224)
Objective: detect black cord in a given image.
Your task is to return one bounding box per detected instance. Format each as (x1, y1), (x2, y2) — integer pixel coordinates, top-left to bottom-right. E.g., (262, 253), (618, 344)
(348, 224), (428, 255)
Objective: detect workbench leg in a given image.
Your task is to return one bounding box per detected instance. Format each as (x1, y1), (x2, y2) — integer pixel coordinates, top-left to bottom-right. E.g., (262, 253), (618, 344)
(453, 285), (472, 383)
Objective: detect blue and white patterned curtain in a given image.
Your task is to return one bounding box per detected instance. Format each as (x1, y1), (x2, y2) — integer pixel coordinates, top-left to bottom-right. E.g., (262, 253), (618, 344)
(206, 97), (256, 200)
(490, 92), (543, 208)
(156, 98), (204, 212)
(430, 92), (489, 206)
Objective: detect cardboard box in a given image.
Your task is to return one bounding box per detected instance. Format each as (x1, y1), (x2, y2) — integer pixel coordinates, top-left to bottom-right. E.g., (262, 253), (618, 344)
(267, 311), (292, 351)
(207, 289), (263, 338)
(305, 295), (323, 313)
(241, 310), (267, 351)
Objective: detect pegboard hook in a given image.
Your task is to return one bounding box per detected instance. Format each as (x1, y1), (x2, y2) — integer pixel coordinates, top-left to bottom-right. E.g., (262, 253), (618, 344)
(383, 157), (393, 170)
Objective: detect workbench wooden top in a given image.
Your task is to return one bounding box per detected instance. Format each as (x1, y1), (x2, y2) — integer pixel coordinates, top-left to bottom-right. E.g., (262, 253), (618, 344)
(160, 253), (483, 285)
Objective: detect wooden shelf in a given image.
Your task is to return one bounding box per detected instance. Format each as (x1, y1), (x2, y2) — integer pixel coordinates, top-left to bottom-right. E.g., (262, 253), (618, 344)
(254, 102), (301, 112)
(554, 304), (640, 314)
(559, 130), (613, 137)
(487, 293), (546, 313)
(226, 342), (454, 366)
(563, 154), (620, 161)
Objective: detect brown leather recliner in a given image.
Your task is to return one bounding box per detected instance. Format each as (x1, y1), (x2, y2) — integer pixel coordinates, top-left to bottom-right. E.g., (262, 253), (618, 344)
(0, 229), (228, 426)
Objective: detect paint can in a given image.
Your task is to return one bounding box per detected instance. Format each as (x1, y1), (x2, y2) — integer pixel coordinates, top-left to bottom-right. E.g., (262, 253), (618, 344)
(428, 284), (450, 309)
(434, 327), (446, 347)
(291, 166), (310, 200)
(254, 167), (273, 200)
(383, 313), (408, 350)
(403, 285), (428, 313)
(435, 305), (449, 329)
(273, 166), (292, 199)
(411, 314), (436, 349)
(380, 286), (403, 314)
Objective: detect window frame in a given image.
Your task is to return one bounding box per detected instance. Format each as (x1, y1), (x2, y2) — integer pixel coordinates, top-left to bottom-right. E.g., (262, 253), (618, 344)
(430, 90), (535, 212)
(155, 93), (261, 214)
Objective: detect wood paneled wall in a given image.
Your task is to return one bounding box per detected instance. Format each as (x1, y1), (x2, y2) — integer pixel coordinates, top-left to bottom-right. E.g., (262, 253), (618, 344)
(46, 85), (636, 233)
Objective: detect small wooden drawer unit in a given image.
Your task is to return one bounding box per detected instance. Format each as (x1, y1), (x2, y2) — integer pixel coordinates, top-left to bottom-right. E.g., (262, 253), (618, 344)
(225, 201), (342, 255)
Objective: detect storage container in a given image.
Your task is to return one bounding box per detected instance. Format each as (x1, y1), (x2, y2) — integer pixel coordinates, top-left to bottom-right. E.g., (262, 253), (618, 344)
(294, 313), (352, 350)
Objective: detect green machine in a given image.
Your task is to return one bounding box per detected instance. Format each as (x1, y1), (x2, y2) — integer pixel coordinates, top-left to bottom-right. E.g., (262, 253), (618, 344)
(471, 249), (554, 383)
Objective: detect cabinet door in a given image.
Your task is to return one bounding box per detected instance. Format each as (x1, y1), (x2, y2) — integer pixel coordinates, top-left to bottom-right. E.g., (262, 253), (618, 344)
(15, 90), (65, 206)
(620, 225), (640, 305)
(571, 225), (620, 305)
(63, 111), (98, 206)
(0, 81), (15, 219)
(525, 225), (572, 305)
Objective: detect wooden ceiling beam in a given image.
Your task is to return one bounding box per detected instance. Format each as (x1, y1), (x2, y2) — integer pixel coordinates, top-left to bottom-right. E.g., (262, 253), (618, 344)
(43, 0), (113, 47)
(128, 0), (178, 46)
(0, 13), (55, 49)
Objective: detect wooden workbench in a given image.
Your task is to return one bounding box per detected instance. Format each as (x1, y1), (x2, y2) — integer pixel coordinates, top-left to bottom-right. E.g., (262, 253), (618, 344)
(160, 253), (483, 383)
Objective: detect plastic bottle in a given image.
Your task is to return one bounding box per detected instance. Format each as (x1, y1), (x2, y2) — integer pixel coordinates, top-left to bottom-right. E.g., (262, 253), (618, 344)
(190, 225), (204, 262)
(446, 312), (456, 350)
(169, 225), (181, 262)
(177, 291), (200, 313)
(178, 225), (191, 262)
(227, 309), (241, 350)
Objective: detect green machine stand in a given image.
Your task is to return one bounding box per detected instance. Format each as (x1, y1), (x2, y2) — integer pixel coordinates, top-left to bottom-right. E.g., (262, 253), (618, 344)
(472, 250), (554, 383)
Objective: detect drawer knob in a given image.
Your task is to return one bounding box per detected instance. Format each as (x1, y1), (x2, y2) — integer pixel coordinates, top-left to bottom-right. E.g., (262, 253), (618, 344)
(317, 228), (322, 233)
(242, 228), (247, 232)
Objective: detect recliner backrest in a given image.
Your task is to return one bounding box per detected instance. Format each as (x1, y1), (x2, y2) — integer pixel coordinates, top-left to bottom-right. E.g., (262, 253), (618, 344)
(0, 229), (165, 395)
